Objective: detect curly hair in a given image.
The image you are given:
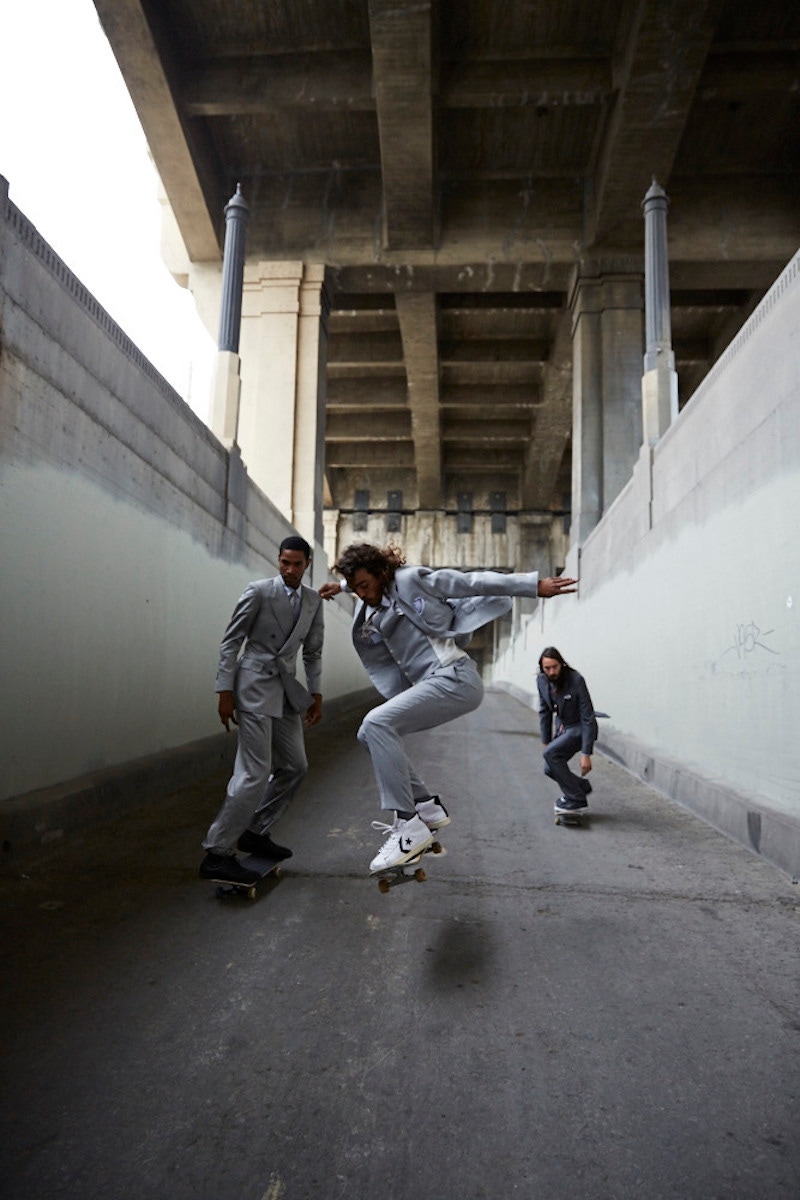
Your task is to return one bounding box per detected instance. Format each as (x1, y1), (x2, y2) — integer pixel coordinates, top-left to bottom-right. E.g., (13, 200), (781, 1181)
(334, 542), (406, 585)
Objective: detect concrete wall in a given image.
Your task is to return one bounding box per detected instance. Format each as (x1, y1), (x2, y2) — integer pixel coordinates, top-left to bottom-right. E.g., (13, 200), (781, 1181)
(0, 179), (368, 852)
(493, 250), (800, 879)
(327, 509), (570, 577)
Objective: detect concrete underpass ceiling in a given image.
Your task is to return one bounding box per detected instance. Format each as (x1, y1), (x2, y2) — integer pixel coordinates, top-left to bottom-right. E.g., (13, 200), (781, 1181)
(93, 0), (800, 520)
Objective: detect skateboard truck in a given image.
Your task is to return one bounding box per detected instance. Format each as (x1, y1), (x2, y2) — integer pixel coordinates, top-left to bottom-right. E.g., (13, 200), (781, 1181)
(210, 854), (283, 901)
(373, 840), (443, 893)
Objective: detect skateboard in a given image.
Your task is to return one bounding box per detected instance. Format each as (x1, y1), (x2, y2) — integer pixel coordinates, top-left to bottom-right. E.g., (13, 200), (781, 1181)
(211, 854), (283, 900)
(554, 807), (587, 828)
(372, 839), (444, 894)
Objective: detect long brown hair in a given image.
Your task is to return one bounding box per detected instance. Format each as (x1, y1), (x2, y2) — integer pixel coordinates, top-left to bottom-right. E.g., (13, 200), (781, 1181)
(538, 646), (571, 691)
(334, 542), (406, 586)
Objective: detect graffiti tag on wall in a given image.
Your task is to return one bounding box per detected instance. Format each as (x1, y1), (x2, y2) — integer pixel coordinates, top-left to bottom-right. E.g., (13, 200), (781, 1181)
(712, 619), (780, 673)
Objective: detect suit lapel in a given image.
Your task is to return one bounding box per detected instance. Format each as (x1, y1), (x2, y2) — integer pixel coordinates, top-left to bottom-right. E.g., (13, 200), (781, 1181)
(278, 582), (316, 648)
(266, 576), (296, 640)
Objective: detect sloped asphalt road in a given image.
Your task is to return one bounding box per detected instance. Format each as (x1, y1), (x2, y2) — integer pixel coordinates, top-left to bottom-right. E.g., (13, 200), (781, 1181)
(1, 689), (799, 1199)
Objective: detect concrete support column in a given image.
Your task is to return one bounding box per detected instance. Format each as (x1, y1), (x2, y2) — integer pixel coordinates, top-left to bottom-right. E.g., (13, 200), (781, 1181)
(641, 180), (678, 442)
(518, 512), (555, 575)
(570, 276), (603, 544)
(322, 508), (340, 571)
(569, 264), (644, 544)
(237, 262), (329, 544)
(516, 512), (555, 626)
(293, 266), (330, 549)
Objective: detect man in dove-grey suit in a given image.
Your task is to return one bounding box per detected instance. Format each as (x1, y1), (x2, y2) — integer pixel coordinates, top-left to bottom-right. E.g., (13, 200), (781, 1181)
(319, 542), (576, 874)
(200, 536), (324, 885)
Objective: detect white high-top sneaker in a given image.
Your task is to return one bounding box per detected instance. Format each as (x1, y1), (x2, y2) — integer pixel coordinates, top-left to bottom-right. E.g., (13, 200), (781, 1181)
(369, 814), (434, 873)
(415, 795), (451, 830)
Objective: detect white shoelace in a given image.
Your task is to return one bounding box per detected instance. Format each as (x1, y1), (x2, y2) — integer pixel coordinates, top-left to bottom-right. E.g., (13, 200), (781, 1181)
(371, 818), (401, 843)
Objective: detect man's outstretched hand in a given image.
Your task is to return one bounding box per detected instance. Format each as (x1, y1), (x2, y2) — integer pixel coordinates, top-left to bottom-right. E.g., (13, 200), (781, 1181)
(538, 576), (578, 598)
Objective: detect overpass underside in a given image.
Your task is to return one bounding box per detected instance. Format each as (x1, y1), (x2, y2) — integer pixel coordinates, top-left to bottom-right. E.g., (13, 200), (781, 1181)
(92, 0), (800, 571)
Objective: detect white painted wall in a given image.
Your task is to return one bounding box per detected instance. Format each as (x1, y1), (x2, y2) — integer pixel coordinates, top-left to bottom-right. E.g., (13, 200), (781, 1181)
(0, 184), (366, 805)
(493, 252), (800, 844)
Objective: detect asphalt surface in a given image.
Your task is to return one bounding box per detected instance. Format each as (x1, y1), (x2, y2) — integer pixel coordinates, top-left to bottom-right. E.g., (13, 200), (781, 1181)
(2, 688), (799, 1200)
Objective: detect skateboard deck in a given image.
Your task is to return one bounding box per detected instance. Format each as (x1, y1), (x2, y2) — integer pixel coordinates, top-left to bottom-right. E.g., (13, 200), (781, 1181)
(372, 839), (444, 894)
(212, 854), (283, 900)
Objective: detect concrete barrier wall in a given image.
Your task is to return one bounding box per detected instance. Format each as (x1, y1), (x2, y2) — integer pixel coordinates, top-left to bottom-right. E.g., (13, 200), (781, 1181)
(493, 250), (800, 878)
(0, 179), (368, 848)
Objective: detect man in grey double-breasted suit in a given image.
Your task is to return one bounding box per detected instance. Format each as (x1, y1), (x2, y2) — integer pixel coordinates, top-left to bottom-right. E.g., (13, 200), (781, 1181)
(200, 536), (324, 885)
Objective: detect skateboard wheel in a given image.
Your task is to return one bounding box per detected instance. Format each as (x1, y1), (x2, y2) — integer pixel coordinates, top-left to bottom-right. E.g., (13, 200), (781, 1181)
(431, 841), (442, 854)
(247, 886), (257, 900)
(378, 879), (391, 894)
(414, 868), (426, 882)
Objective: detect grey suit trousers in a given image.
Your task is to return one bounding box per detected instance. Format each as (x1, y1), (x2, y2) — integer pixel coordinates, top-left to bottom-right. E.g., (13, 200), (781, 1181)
(542, 725), (588, 802)
(357, 656), (484, 813)
(203, 709), (308, 854)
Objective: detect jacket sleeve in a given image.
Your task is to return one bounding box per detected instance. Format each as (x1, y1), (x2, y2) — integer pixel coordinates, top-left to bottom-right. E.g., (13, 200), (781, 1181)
(214, 583), (261, 693)
(538, 676), (553, 744)
(301, 594), (324, 695)
(575, 672), (598, 755)
(417, 565), (540, 600)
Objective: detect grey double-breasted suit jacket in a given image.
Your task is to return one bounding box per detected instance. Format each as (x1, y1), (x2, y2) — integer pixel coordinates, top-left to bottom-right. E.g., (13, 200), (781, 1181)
(347, 564), (542, 698)
(215, 576), (324, 719)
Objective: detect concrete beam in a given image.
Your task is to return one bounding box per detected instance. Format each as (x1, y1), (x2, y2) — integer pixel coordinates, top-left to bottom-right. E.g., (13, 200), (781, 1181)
(326, 377), (408, 405)
(441, 58), (611, 108)
(444, 448), (525, 469)
(328, 263), (575, 293)
(326, 410), (411, 440)
(93, 0), (223, 262)
(327, 332), (404, 363)
(326, 363), (407, 379)
(442, 418), (533, 442)
(441, 384), (541, 409)
(368, 0), (435, 249)
(326, 442), (415, 467)
(587, 0), (726, 246)
(183, 51), (375, 115)
(521, 312), (572, 511)
(440, 338), (550, 363)
(441, 362), (541, 386)
(395, 292), (442, 509)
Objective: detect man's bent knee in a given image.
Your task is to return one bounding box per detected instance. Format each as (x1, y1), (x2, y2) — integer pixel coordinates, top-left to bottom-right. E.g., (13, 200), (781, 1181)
(358, 709), (391, 748)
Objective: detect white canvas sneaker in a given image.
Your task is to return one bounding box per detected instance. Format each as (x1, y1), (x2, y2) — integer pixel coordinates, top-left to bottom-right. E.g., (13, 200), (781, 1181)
(369, 814), (434, 872)
(415, 795), (451, 830)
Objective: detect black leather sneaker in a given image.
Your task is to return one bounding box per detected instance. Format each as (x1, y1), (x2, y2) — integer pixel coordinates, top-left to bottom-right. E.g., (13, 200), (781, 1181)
(237, 830), (293, 860)
(199, 853), (260, 884)
(554, 796), (588, 814)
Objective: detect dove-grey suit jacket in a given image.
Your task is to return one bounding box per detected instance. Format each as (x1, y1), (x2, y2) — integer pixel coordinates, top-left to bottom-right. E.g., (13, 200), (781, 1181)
(215, 576), (324, 718)
(346, 565), (542, 699)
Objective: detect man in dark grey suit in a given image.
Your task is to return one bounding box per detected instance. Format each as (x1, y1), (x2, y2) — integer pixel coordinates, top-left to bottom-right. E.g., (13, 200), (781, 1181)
(537, 646), (598, 815)
(200, 536), (324, 885)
